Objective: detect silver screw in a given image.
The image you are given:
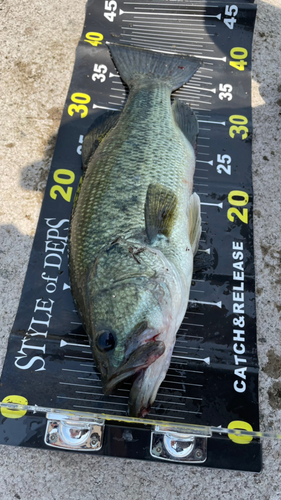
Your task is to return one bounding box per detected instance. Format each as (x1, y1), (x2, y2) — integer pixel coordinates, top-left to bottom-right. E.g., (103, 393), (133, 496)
(91, 437), (99, 448)
(156, 446), (162, 453)
(49, 433), (57, 442)
(195, 448), (203, 459)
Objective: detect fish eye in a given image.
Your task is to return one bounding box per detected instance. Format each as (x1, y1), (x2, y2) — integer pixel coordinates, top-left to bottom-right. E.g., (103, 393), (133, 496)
(96, 330), (116, 352)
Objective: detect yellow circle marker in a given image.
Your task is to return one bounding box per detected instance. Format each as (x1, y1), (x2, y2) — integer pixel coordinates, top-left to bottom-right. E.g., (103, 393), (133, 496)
(1, 395), (28, 419)
(228, 420), (254, 444)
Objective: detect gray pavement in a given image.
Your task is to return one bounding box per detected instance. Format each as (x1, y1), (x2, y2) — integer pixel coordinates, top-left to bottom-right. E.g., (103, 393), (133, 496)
(0, 0), (281, 498)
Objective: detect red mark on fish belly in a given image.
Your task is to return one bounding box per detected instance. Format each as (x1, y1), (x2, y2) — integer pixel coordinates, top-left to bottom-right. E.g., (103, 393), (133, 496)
(178, 66), (184, 70)
(140, 407), (151, 417)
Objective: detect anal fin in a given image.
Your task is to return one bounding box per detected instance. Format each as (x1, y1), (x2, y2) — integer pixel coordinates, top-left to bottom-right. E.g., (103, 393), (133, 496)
(189, 192), (202, 254)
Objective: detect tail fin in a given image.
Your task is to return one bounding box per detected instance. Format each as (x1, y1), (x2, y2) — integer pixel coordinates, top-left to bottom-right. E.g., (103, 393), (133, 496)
(108, 43), (202, 91)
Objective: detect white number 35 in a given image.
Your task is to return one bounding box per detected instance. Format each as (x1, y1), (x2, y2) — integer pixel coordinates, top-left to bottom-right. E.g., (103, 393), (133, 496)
(218, 83), (233, 101)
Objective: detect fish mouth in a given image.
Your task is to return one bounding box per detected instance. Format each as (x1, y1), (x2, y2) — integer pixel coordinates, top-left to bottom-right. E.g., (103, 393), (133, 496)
(103, 340), (165, 396)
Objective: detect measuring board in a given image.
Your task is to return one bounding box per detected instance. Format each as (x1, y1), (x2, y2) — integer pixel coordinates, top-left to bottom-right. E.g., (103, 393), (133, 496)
(0, 0), (260, 471)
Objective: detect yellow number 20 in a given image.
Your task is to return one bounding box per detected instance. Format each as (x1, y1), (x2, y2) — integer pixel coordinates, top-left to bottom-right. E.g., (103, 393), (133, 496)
(227, 189), (249, 224)
(50, 169), (75, 202)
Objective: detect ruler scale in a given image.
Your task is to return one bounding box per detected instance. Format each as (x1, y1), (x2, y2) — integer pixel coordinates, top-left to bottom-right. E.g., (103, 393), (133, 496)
(0, 0), (260, 471)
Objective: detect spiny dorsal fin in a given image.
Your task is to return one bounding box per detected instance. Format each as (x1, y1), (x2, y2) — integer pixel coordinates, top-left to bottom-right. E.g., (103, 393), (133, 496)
(82, 110), (121, 170)
(172, 99), (199, 148)
(145, 184), (177, 244)
(189, 192), (202, 254)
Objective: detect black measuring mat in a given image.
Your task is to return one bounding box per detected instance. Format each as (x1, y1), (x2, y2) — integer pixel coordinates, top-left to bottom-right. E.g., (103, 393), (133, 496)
(0, 0), (261, 471)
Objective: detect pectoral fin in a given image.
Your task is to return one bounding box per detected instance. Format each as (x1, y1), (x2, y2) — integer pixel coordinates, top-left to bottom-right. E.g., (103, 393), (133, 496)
(189, 192), (202, 254)
(82, 110), (121, 170)
(145, 184), (177, 243)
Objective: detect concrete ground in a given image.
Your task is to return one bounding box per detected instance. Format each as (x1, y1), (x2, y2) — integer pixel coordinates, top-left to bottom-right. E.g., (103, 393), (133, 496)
(0, 0), (281, 498)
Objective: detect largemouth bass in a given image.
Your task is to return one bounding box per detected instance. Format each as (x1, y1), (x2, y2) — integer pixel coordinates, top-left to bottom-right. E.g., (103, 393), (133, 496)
(69, 43), (202, 417)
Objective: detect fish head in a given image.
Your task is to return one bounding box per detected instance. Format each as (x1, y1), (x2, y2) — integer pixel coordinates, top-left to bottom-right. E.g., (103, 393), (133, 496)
(86, 241), (188, 417)
(88, 278), (168, 390)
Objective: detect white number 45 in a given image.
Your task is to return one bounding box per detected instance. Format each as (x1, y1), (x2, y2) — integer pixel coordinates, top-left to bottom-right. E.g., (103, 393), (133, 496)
(104, 0), (117, 22)
(224, 5), (238, 30)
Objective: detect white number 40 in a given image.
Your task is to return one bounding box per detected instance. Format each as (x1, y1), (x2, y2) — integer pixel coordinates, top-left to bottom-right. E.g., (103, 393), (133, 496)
(104, 0), (117, 22)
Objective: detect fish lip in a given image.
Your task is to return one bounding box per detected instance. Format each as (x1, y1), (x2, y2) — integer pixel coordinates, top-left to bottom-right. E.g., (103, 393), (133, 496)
(127, 369), (151, 418)
(103, 365), (144, 395)
(103, 340), (165, 395)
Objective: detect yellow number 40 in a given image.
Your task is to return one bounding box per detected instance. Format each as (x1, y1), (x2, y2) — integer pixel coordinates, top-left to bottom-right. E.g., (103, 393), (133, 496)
(229, 47), (248, 71)
(84, 32), (104, 47)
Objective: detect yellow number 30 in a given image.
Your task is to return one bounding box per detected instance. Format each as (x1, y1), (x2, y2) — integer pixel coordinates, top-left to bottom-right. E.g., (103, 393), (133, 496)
(68, 103), (88, 118)
(68, 92), (91, 119)
(229, 115), (249, 140)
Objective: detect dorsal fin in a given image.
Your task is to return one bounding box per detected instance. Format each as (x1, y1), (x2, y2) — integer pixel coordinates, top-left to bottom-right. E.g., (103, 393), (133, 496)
(82, 111), (121, 170)
(145, 184), (177, 244)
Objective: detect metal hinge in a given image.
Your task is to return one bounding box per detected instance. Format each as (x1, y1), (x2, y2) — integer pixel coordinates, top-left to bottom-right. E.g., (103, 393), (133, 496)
(45, 412), (105, 451)
(150, 425), (210, 463)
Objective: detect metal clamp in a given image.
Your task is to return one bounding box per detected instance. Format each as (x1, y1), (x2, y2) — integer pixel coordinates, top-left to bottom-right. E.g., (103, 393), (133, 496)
(45, 412), (105, 451)
(150, 425), (209, 463)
